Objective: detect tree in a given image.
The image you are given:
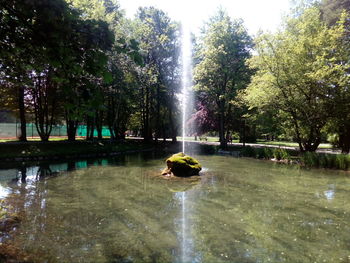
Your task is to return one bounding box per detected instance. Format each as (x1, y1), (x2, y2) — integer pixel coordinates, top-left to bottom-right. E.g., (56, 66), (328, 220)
(194, 10), (253, 148)
(0, 0), (37, 141)
(318, 0), (350, 153)
(244, 7), (349, 152)
(319, 0), (350, 25)
(134, 7), (181, 142)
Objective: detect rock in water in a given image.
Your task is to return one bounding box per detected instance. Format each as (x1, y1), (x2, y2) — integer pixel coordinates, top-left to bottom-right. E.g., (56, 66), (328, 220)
(162, 152), (202, 177)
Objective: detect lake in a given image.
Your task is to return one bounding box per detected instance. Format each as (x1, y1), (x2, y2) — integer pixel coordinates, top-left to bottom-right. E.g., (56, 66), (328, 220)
(0, 153), (349, 262)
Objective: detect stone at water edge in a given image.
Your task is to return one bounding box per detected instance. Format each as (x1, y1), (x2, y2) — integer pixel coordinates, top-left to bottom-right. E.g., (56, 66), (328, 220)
(161, 152), (202, 177)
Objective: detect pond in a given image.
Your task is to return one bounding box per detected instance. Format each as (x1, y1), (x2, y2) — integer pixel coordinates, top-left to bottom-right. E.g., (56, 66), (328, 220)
(0, 153), (349, 263)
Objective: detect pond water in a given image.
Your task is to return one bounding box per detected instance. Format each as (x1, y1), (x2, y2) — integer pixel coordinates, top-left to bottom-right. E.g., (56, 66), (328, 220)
(0, 153), (350, 263)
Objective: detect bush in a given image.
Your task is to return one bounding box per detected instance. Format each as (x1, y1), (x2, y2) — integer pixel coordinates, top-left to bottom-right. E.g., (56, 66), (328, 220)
(335, 154), (350, 170)
(241, 146), (290, 161)
(255, 148), (265, 159)
(273, 148), (290, 161)
(301, 152), (350, 170)
(264, 148), (274, 159)
(301, 152), (319, 167)
(241, 146), (256, 157)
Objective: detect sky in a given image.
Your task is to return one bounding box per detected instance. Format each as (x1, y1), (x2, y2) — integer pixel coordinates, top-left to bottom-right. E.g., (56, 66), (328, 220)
(118, 0), (292, 35)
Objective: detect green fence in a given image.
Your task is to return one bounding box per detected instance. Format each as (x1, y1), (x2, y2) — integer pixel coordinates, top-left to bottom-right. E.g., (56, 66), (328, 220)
(0, 123), (111, 138)
(76, 125), (111, 137)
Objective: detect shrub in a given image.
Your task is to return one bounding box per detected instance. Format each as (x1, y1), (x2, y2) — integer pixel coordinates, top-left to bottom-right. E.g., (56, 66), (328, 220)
(273, 148), (290, 161)
(263, 148), (274, 159)
(241, 146), (290, 161)
(255, 148), (265, 159)
(318, 154), (328, 168)
(241, 146), (256, 157)
(301, 152), (319, 167)
(335, 154), (350, 170)
(301, 152), (350, 170)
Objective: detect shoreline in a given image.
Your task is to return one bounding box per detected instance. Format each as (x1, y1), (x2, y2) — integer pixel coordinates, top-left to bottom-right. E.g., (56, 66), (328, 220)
(0, 139), (348, 171)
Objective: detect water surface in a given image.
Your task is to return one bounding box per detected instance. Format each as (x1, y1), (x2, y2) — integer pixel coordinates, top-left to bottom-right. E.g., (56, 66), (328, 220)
(0, 154), (350, 263)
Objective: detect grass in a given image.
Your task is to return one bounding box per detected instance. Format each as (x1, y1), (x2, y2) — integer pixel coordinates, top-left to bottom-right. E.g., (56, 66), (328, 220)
(0, 136), (87, 143)
(256, 140), (333, 149)
(176, 136), (221, 142)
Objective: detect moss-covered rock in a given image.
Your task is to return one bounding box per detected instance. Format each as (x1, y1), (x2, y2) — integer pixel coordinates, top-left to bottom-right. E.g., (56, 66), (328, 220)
(162, 152), (202, 177)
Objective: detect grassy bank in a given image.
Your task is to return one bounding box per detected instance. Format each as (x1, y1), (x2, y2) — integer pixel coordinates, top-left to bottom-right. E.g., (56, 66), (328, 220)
(232, 145), (350, 170)
(0, 139), (348, 170)
(0, 139), (154, 161)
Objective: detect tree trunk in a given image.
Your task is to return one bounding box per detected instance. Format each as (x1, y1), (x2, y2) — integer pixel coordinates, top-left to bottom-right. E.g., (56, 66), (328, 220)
(89, 119), (95, 140)
(302, 141), (320, 152)
(95, 111), (103, 140)
(340, 124), (350, 154)
(168, 105), (177, 142)
(143, 85), (152, 142)
(219, 101), (226, 149)
(155, 83), (161, 143)
(66, 119), (77, 141)
(18, 86), (27, 142)
(242, 119), (246, 147)
(86, 115), (92, 140)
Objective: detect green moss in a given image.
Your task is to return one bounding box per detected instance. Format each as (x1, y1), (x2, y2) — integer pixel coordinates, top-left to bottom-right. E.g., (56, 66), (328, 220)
(166, 152), (202, 177)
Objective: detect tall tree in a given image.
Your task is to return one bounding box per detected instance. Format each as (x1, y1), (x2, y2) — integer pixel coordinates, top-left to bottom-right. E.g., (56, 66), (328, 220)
(0, 0), (36, 141)
(134, 7), (180, 142)
(244, 7), (349, 152)
(320, 0), (350, 25)
(194, 10), (253, 148)
(318, 0), (350, 153)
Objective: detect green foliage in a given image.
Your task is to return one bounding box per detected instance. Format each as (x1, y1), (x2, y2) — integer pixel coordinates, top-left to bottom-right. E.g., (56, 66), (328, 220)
(133, 7), (181, 141)
(241, 146), (291, 161)
(319, 0), (350, 25)
(240, 146), (256, 157)
(335, 155), (349, 170)
(244, 6), (350, 152)
(194, 9), (253, 147)
(273, 148), (291, 161)
(301, 152), (319, 167)
(301, 152), (350, 170)
(327, 133), (340, 148)
(263, 148), (274, 159)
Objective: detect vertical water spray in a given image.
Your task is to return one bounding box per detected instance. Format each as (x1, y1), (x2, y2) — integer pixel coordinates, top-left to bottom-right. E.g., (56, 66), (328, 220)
(181, 23), (192, 153)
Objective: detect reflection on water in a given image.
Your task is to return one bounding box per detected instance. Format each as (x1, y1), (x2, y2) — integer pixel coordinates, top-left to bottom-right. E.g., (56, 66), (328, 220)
(324, 184), (335, 200)
(0, 154), (350, 262)
(175, 191), (201, 263)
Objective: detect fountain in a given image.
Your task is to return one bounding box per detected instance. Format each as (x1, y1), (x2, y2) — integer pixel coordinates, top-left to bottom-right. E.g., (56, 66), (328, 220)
(181, 22), (192, 153)
(161, 22), (201, 178)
